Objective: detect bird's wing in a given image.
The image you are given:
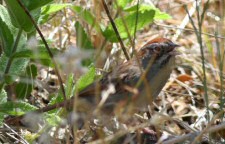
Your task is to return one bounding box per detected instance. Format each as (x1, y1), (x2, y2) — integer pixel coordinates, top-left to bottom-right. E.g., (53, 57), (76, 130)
(78, 60), (142, 98)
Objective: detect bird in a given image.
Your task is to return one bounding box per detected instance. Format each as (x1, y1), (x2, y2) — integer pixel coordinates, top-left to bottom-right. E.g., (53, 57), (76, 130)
(5, 37), (180, 125)
(37, 37), (179, 114)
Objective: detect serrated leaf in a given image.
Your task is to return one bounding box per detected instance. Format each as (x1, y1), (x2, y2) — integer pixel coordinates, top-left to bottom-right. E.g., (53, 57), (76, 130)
(41, 3), (71, 15)
(0, 17), (14, 56)
(49, 67), (95, 106)
(5, 0), (34, 32)
(38, 59), (54, 67)
(0, 30), (31, 82)
(0, 54), (29, 79)
(65, 73), (75, 98)
(0, 112), (4, 126)
(71, 6), (101, 33)
(0, 101), (37, 115)
(103, 10), (155, 42)
(21, 0), (53, 11)
(75, 22), (94, 49)
(0, 5), (17, 33)
(12, 45), (59, 59)
(117, 0), (133, 8)
(76, 66), (95, 91)
(15, 64), (37, 99)
(40, 3), (71, 24)
(49, 73), (75, 106)
(0, 90), (7, 104)
(1, 28), (30, 77)
(45, 113), (62, 126)
(11, 45), (58, 67)
(125, 4), (171, 20)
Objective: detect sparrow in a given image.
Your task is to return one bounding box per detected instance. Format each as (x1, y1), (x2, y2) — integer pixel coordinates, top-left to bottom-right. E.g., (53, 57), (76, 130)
(5, 37), (180, 125)
(37, 37), (179, 114)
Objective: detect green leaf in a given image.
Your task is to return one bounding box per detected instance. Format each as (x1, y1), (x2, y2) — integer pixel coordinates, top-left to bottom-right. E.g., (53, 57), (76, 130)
(0, 17), (14, 56)
(0, 112), (5, 127)
(0, 31), (29, 83)
(41, 3), (71, 15)
(12, 45), (59, 59)
(0, 29), (30, 82)
(0, 112), (4, 126)
(65, 73), (75, 98)
(0, 5), (17, 33)
(45, 113), (62, 126)
(76, 66), (96, 91)
(38, 59), (54, 67)
(21, 0), (54, 11)
(75, 22), (94, 49)
(153, 9), (171, 20)
(0, 54), (29, 78)
(49, 67), (96, 106)
(82, 59), (93, 67)
(5, 0), (34, 32)
(0, 89), (7, 104)
(11, 45), (59, 67)
(0, 28), (28, 77)
(0, 5), (16, 56)
(103, 10), (155, 42)
(74, 22), (94, 66)
(15, 64), (37, 99)
(48, 73), (75, 107)
(40, 3), (71, 24)
(71, 6), (101, 33)
(116, 0), (133, 8)
(48, 66), (95, 106)
(0, 101), (37, 115)
(125, 4), (171, 20)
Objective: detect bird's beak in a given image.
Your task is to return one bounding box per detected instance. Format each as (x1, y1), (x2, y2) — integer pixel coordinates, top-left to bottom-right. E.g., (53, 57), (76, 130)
(170, 43), (180, 55)
(172, 43), (180, 48)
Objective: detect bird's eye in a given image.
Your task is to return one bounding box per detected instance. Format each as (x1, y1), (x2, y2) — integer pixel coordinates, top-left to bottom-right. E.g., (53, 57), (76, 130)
(154, 47), (161, 53)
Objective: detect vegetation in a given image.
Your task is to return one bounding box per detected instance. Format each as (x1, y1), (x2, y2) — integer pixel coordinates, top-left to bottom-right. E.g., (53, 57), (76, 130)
(0, 0), (224, 143)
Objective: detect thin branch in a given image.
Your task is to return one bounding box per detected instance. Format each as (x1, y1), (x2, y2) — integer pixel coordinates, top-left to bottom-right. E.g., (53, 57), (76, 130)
(154, 22), (225, 39)
(101, 0), (130, 60)
(115, 1), (134, 56)
(89, 122), (151, 144)
(195, 0), (210, 121)
(172, 1), (196, 41)
(133, 0), (140, 48)
(215, 28), (224, 117)
(184, 1), (209, 121)
(163, 119), (225, 144)
(4, 123), (29, 144)
(184, 5), (198, 37)
(192, 110), (224, 144)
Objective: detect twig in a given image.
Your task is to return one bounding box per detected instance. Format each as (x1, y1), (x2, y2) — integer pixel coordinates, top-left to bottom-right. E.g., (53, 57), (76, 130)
(132, 0), (140, 52)
(172, 0), (197, 41)
(114, 1), (134, 55)
(101, 0), (130, 60)
(154, 22), (225, 39)
(89, 122), (151, 144)
(184, 0), (209, 121)
(192, 110), (224, 144)
(215, 30), (225, 112)
(163, 120), (225, 144)
(4, 123), (29, 144)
